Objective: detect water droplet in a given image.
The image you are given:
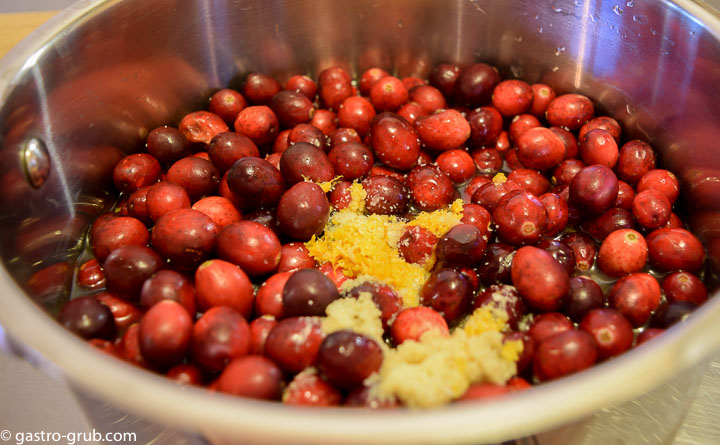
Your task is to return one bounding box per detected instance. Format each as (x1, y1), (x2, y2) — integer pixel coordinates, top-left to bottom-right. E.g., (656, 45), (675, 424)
(626, 0), (634, 7)
(632, 14), (647, 24)
(552, 66), (560, 72)
(621, 32), (628, 40)
(626, 104), (636, 115)
(534, 14), (540, 20)
(661, 50), (670, 56)
(689, 30), (696, 35)
(651, 28), (657, 36)
(538, 26), (544, 33)
(612, 5), (623, 15)
(551, 2), (574, 15)
(510, 65), (524, 78)
(555, 46), (566, 56)
(397, 20), (404, 28)
(515, 35), (523, 42)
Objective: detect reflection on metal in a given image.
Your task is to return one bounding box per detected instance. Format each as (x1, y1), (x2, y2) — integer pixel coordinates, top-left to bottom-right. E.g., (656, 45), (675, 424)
(22, 138), (49, 188)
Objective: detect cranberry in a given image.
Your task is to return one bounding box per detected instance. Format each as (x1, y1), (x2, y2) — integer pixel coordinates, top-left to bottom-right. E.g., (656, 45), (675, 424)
(596, 229), (648, 277)
(226, 157), (286, 211)
(328, 180), (353, 210)
(579, 129), (619, 168)
(428, 63), (460, 98)
(113, 153), (161, 194)
(58, 296), (116, 340)
(390, 306), (449, 345)
(632, 189), (672, 229)
(345, 385), (400, 409)
(166, 156), (220, 200)
(233, 105), (279, 146)
(285, 74), (317, 99)
(179, 111), (229, 145)
(277, 242), (314, 273)
(362, 175), (409, 215)
(243, 73), (282, 105)
(328, 142), (374, 180)
(265, 316), (325, 373)
(615, 180), (636, 209)
(208, 132), (259, 173)
(191, 196), (241, 229)
(534, 329), (597, 381)
(436, 149), (476, 184)
(282, 268), (340, 317)
(77, 258), (105, 289)
(507, 169), (550, 196)
(415, 109), (470, 151)
(369, 76), (408, 112)
(491, 79), (533, 117)
(319, 262), (352, 290)
(646, 228), (705, 272)
(569, 164), (619, 215)
(636, 328), (664, 345)
(536, 239), (576, 276)
(103, 245), (163, 300)
(316, 330), (383, 390)
(420, 269), (473, 324)
(359, 67), (390, 96)
(453, 63), (501, 108)
(368, 112), (420, 171)
(616, 140), (656, 185)
(398, 225), (438, 266)
(579, 116), (622, 143)
(146, 181), (191, 222)
(564, 276), (605, 322)
(283, 370), (342, 406)
(216, 221), (281, 276)
(406, 85), (443, 113)
(406, 165), (455, 211)
(458, 383), (510, 401)
(511, 246), (570, 312)
(608, 273), (661, 327)
(138, 300), (192, 369)
(435, 223), (488, 268)
(140, 269), (196, 316)
(473, 284), (525, 329)
(269, 90), (313, 128)
(120, 323), (145, 366)
(289, 123), (327, 150)
(328, 127), (362, 148)
(529, 83), (556, 118)
(92, 216), (149, 263)
(368, 165), (406, 182)
(552, 159), (585, 185)
(561, 232), (597, 272)
(545, 93), (594, 131)
(249, 316), (277, 355)
(493, 191), (548, 246)
(650, 301), (697, 329)
(636, 169), (680, 204)
(310, 108), (337, 136)
(318, 66), (353, 111)
(467, 106), (503, 148)
(662, 271), (708, 305)
(508, 114), (542, 143)
(216, 356), (283, 401)
(580, 308), (634, 359)
(539, 193), (569, 237)
(461, 175), (492, 203)
(209, 88), (247, 124)
(255, 271), (291, 318)
(477, 242), (516, 284)
(244, 208), (281, 236)
(279, 142), (335, 185)
(397, 102), (427, 124)
(146, 126), (192, 167)
(337, 96), (376, 137)
(528, 312), (574, 344)
(194, 259), (253, 317)
(166, 364), (204, 386)
(471, 177), (523, 212)
(151, 208), (218, 270)
(191, 306), (250, 372)
(460, 203), (493, 237)
(126, 186), (153, 225)
(276, 181), (330, 241)
(345, 281), (402, 330)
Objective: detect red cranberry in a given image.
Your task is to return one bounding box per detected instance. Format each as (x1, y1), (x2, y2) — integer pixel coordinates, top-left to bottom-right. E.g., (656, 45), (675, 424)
(471, 176), (523, 213)
(539, 193), (569, 237)
(580, 308), (634, 359)
(461, 175), (492, 203)
(545, 93), (594, 131)
(528, 312), (574, 344)
(179, 111), (229, 145)
(579, 116), (622, 143)
(470, 148), (501, 175)
(146, 181), (191, 222)
(362, 175), (409, 215)
(435, 223), (488, 268)
(166, 364), (204, 385)
(662, 271), (708, 305)
(507, 169), (550, 196)
(244, 208), (281, 236)
(597, 229), (648, 277)
(310, 108), (337, 136)
(390, 306), (449, 345)
(209, 88), (247, 124)
(415, 109), (471, 151)
(369, 112), (420, 171)
(194, 259), (254, 317)
(359, 67), (390, 96)
(216, 356), (283, 401)
(192, 196), (241, 229)
(552, 159), (585, 185)
(282, 268), (340, 317)
(151, 209), (218, 271)
(536, 239), (576, 276)
(227, 157), (286, 211)
(632, 189), (671, 229)
(614, 181), (636, 210)
(406, 165), (455, 211)
(508, 114), (542, 143)
(277, 242), (315, 273)
(511, 246), (570, 312)
(270, 90), (313, 128)
(279, 142), (335, 185)
(328, 142), (374, 180)
(249, 316), (277, 355)
(146, 126), (192, 167)
(328, 127), (362, 148)
(265, 316), (325, 373)
(407, 85), (445, 113)
(337, 96), (376, 137)
(368, 165), (406, 182)
(569, 165), (619, 215)
(420, 268), (473, 324)
(428, 63), (460, 98)
(77, 258), (105, 289)
(103, 245), (163, 300)
(529, 83), (556, 117)
(58, 296), (116, 340)
(243, 73), (282, 105)
(316, 330), (383, 390)
(192, 306), (250, 373)
(233, 105), (279, 146)
(140, 269), (196, 316)
(283, 370), (342, 406)
(477, 242), (516, 284)
(397, 102), (427, 124)
(473, 284), (525, 329)
(255, 271), (291, 318)
(345, 281), (402, 330)
(453, 63), (501, 108)
(534, 329), (597, 381)
(216, 221), (281, 276)
(127, 186), (153, 225)
(276, 181), (330, 241)
(616, 140), (656, 185)
(113, 153), (162, 194)
(460, 203), (493, 237)
(636, 328), (664, 345)
(436, 149), (476, 184)
(166, 156), (220, 200)
(636, 169), (680, 204)
(208, 132), (259, 173)
(328, 180), (353, 210)
(493, 191), (548, 246)
(646, 228), (705, 273)
(564, 276), (605, 322)
(579, 129), (619, 168)
(458, 384), (510, 401)
(467, 106), (503, 148)
(608, 273), (661, 327)
(285, 74), (317, 99)
(649, 301), (697, 329)
(398, 225), (438, 266)
(370, 76), (408, 112)
(289, 123), (327, 150)
(92, 216), (149, 263)
(318, 67), (353, 111)
(139, 300), (192, 369)
(492, 79), (533, 117)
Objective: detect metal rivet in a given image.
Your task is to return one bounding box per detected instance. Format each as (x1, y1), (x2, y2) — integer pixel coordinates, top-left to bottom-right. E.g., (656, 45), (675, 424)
(22, 138), (50, 188)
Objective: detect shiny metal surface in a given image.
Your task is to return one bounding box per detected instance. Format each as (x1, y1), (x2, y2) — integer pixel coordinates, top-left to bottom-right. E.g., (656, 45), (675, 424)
(2, 0), (720, 443)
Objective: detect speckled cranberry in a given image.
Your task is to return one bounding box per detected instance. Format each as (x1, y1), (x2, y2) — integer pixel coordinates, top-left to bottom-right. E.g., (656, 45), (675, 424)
(362, 175), (409, 216)
(406, 165), (454, 211)
(646, 228), (705, 272)
(564, 276), (605, 322)
(283, 369), (341, 406)
(191, 196), (241, 229)
(233, 105), (279, 147)
(317, 330), (383, 389)
(179, 111), (229, 145)
(398, 225), (438, 266)
(511, 246), (570, 312)
(569, 165), (619, 215)
(545, 93), (594, 131)
(529, 83), (556, 118)
(493, 191), (548, 246)
(467, 106), (503, 148)
(636, 169), (680, 204)
(113, 153), (162, 194)
(192, 306), (250, 372)
(516, 127), (566, 171)
(286, 74), (317, 99)
(415, 109), (471, 151)
(328, 180), (353, 210)
(453, 63), (501, 108)
(539, 193), (569, 237)
(560, 231), (597, 273)
(616, 140), (656, 185)
(471, 148), (503, 175)
(579, 129), (619, 168)
(369, 112), (420, 171)
(473, 284), (525, 329)
(328, 141), (374, 180)
(608, 273), (661, 327)
(632, 189), (671, 229)
(265, 316), (325, 373)
(216, 220), (281, 276)
(508, 114), (542, 143)
(580, 308), (634, 359)
(662, 271), (708, 305)
(477, 242), (516, 284)
(390, 306), (449, 345)
(208, 131), (259, 173)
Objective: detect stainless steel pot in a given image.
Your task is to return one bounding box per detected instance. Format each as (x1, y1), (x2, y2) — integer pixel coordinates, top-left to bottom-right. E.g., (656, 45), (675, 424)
(2, 0), (720, 443)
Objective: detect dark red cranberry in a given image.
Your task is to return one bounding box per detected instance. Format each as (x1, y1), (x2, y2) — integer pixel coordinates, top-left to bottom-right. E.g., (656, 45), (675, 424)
(398, 225), (438, 266)
(216, 356), (283, 401)
(406, 165), (454, 211)
(646, 228), (705, 273)
(662, 271), (708, 305)
(279, 142), (335, 185)
(579, 129), (619, 168)
(471, 148), (503, 175)
(477, 242), (516, 284)
(505, 331), (535, 374)
(151, 209), (218, 271)
(564, 276), (605, 322)
(138, 300), (192, 369)
(58, 296), (116, 340)
(528, 312), (574, 344)
(255, 271), (291, 318)
(92, 216), (149, 263)
(127, 186), (153, 225)
(344, 385), (400, 409)
(390, 306), (449, 345)
(216, 221), (281, 276)
(467, 106), (503, 148)
(318, 66), (353, 111)
(511, 246), (570, 312)
(636, 328), (664, 345)
(226, 157), (286, 211)
(529, 83), (556, 118)
(534, 329), (597, 381)
(569, 165), (619, 215)
(552, 159), (585, 185)
(636, 169), (680, 204)
(288, 123), (327, 150)
(493, 191), (548, 246)
(369, 112), (420, 171)
(265, 316), (325, 373)
(428, 63), (460, 98)
(415, 109), (471, 151)
(471, 177), (523, 213)
(473, 284), (525, 329)
(608, 273), (661, 327)
(420, 268), (473, 324)
(545, 93), (594, 131)
(113, 153), (162, 194)
(166, 156), (220, 200)
(77, 258), (105, 289)
(285, 74), (317, 99)
(282, 268), (340, 317)
(283, 370), (342, 406)
(146, 126), (192, 168)
(508, 114), (542, 143)
(244, 207), (281, 236)
(243, 73), (281, 105)
(649, 301), (697, 329)
(453, 63), (501, 108)
(276, 181), (331, 241)
(583, 207), (636, 242)
(140, 269), (196, 316)
(192, 306), (250, 373)
(209, 88), (247, 124)
(580, 308), (634, 359)
(538, 193), (569, 237)
(345, 281), (402, 330)
(435, 223), (488, 268)
(561, 232), (597, 273)
(103, 245), (163, 300)
(632, 189), (671, 229)
(316, 330), (383, 389)
(179, 111), (229, 145)
(362, 175), (409, 215)
(233, 105), (279, 146)
(270, 90), (313, 128)
(359, 67), (390, 96)
(328, 142), (374, 180)
(194, 259), (253, 317)
(208, 132), (259, 173)
(146, 181), (191, 222)
(616, 140), (656, 185)
(536, 239), (576, 276)
(328, 127), (362, 148)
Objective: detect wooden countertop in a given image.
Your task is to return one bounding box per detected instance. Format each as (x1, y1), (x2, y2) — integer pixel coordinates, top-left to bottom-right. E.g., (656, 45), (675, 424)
(0, 11), (58, 59)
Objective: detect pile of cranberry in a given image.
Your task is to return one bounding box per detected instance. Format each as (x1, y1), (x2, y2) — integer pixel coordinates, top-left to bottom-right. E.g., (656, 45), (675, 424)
(57, 61), (708, 407)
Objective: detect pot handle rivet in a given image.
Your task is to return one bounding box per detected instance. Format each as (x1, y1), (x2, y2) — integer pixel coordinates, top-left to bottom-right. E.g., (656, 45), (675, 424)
(22, 138), (50, 188)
